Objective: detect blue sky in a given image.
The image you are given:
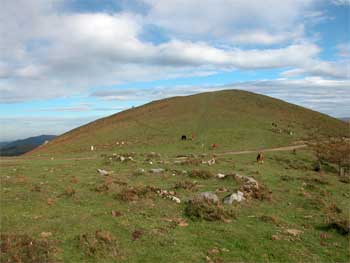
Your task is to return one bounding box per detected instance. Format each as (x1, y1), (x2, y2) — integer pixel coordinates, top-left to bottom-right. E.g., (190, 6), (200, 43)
(0, 0), (349, 141)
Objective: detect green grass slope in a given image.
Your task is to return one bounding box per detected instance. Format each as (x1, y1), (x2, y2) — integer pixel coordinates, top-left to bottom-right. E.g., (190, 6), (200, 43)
(29, 90), (348, 156)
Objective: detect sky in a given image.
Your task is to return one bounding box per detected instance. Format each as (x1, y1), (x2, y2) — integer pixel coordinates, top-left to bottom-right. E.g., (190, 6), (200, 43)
(0, 0), (349, 141)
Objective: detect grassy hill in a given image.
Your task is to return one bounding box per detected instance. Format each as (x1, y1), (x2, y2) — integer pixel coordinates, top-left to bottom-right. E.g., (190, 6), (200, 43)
(1, 90), (349, 262)
(29, 90), (347, 156)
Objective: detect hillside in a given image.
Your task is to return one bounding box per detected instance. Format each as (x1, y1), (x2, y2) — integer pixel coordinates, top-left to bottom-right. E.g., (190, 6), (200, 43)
(0, 135), (56, 156)
(2, 90), (349, 262)
(30, 90), (348, 156)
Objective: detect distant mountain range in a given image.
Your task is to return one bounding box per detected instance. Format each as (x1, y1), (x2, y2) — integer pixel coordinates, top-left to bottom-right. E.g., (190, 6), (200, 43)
(0, 135), (56, 156)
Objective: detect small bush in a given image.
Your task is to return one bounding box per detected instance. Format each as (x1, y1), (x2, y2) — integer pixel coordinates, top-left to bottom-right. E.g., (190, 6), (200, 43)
(118, 186), (157, 202)
(174, 181), (197, 191)
(0, 233), (57, 263)
(185, 199), (234, 221)
(259, 215), (282, 226)
(94, 183), (109, 193)
(76, 230), (119, 258)
(325, 217), (350, 235)
(339, 175), (350, 184)
(181, 158), (201, 166)
(240, 184), (272, 201)
(189, 170), (214, 179)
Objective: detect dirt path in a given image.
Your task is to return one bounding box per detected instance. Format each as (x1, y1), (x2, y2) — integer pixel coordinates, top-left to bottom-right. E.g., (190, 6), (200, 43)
(216, 144), (307, 156)
(0, 144), (307, 163)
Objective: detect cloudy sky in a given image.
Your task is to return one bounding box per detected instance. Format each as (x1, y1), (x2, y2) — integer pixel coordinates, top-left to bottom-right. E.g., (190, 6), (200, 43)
(0, 0), (349, 141)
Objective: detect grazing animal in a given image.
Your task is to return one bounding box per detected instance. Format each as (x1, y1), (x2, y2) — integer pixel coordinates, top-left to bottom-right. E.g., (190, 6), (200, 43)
(181, 135), (187, 140)
(191, 133), (196, 140)
(256, 152), (264, 163)
(91, 145), (94, 151)
(211, 143), (218, 150)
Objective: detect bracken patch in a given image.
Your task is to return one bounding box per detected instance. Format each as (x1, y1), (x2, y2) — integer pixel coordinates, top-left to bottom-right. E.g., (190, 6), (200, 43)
(189, 170), (214, 179)
(0, 233), (58, 263)
(118, 186), (158, 202)
(185, 199), (235, 222)
(76, 230), (119, 259)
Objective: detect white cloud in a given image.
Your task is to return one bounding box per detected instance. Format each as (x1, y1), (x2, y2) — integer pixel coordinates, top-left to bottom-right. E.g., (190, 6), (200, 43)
(143, 0), (315, 44)
(332, 0), (350, 5)
(0, 0), (348, 104)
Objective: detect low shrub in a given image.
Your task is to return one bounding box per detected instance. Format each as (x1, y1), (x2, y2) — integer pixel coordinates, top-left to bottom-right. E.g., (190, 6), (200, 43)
(185, 199), (235, 221)
(189, 170), (214, 179)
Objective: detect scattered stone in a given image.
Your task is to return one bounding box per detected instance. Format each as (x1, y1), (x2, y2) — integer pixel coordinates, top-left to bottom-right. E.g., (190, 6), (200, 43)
(216, 173), (226, 179)
(223, 191), (245, 204)
(97, 169), (110, 176)
(234, 174), (259, 187)
(198, 192), (219, 203)
(156, 189), (181, 203)
(202, 158), (216, 166)
(284, 229), (303, 237)
(150, 168), (165, 174)
(133, 168), (145, 176)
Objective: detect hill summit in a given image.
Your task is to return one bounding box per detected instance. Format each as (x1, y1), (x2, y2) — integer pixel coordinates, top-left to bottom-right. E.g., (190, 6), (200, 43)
(30, 90), (347, 156)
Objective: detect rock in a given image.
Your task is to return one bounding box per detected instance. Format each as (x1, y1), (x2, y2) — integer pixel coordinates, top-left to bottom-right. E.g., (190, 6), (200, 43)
(134, 168), (145, 175)
(207, 158), (216, 166)
(235, 174), (258, 186)
(97, 169), (109, 176)
(150, 168), (165, 173)
(170, 196), (181, 203)
(223, 191), (245, 204)
(198, 192), (219, 203)
(217, 173), (226, 179)
(285, 229), (303, 237)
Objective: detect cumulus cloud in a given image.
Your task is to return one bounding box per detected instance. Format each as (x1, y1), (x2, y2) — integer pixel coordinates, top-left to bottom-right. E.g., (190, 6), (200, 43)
(142, 0), (315, 42)
(332, 0), (350, 5)
(0, 0), (348, 104)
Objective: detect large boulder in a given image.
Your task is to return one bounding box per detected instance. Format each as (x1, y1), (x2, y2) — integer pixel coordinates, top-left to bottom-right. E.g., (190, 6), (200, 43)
(223, 191), (245, 204)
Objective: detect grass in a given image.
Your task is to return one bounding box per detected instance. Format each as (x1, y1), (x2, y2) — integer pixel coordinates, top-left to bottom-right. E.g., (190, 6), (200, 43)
(28, 90), (348, 157)
(1, 149), (349, 262)
(1, 90), (349, 262)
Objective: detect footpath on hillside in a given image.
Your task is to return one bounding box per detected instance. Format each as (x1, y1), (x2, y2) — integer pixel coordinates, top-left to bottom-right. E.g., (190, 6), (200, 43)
(0, 144), (307, 163)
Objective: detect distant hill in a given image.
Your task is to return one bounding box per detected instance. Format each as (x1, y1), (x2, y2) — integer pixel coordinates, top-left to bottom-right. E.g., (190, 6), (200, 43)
(0, 135), (56, 156)
(29, 90), (348, 156)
